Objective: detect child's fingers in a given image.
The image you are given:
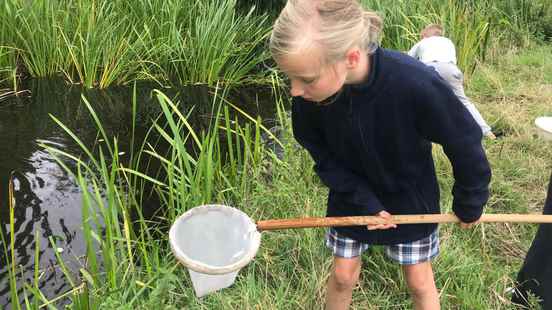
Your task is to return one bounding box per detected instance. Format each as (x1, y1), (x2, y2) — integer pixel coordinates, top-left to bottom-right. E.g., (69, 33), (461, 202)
(366, 224), (381, 230)
(459, 220), (479, 229)
(486, 132), (497, 140)
(366, 224), (382, 230)
(366, 223), (397, 230)
(366, 211), (397, 230)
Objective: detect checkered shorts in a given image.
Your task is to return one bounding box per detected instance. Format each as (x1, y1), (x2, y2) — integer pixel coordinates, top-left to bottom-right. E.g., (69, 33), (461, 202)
(325, 228), (439, 265)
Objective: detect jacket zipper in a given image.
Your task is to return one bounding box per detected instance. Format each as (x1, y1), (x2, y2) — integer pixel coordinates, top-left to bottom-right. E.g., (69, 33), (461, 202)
(350, 91), (380, 243)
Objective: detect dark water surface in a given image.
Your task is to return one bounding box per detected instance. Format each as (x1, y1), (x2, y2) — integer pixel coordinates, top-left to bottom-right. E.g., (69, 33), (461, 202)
(0, 79), (277, 306)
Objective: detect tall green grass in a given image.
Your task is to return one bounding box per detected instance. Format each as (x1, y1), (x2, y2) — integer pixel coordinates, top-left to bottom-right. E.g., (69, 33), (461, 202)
(0, 4), (17, 87)
(169, 0), (270, 86)
(60, 1), (149, 88)
(0, 46), (18, 100)
(494, 0), (552, 43)
(1, 0), (550, 91)
(0, 0), (271, 89)
(5, 1), (67, 77)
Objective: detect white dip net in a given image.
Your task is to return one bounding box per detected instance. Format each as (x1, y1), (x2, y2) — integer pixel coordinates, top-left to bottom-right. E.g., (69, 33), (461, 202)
(169, 204), (261, 297)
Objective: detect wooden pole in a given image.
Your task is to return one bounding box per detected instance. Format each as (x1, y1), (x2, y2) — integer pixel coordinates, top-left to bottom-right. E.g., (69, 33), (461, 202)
(256, 214), (552, 231)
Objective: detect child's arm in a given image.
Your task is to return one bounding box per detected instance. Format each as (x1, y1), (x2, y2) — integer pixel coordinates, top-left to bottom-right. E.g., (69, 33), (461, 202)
(292, 99), (385, 216)
(413, 77), (491, 223)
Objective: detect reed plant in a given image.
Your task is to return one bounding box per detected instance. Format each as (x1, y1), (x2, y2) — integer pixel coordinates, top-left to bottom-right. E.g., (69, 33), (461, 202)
(117, 0), (193, 86)
(0, 6), (17, 85)
(59, 1), (148, 88)
(168, 0), (271, 86)
(1, 0), (550, 90)
(493, 0), (552, 43)
(0, 0), (271, 89)
(0, 47), (18, 99)
(236, 0), (286, 18)
(2, 1), (70, 78)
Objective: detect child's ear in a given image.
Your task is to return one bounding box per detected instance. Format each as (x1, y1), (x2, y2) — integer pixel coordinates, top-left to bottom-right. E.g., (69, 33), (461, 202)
(420, 30), (426, 39)
(345, 48), (361, 68)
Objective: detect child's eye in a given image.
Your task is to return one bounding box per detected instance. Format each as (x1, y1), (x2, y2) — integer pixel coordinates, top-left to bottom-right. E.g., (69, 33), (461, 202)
(301, 77), (316, 84)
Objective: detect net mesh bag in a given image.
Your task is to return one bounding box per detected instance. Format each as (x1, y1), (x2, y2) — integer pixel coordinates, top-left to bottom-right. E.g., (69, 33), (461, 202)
(169, 204), (261, 297)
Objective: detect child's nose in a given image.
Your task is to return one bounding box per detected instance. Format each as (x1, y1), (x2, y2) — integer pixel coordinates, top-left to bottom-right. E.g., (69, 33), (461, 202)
(290, 80), (305, 97)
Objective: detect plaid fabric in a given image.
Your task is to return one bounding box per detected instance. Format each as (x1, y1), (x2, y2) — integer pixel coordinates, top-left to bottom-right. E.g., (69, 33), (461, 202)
(325, 228), (439, 265)
(326, 228), (370, 258)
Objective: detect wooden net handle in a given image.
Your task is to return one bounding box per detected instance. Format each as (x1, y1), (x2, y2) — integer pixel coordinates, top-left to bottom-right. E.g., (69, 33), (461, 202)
(256, 214), (552, 231)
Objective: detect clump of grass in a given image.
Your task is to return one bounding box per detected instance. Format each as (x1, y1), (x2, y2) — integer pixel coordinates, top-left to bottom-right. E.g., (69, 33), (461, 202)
(0, 47), (16, 86)
(4, 1), (69, 78)
(0, 60), (21, 101)
(0, 0), (271, 89)
(494, 0), (552, 44)
(60, 1), (150, 88)
(168, 0), (271, 86)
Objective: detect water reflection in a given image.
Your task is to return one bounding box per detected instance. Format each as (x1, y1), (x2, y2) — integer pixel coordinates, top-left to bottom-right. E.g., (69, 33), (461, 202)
(0, 79), (277, 306)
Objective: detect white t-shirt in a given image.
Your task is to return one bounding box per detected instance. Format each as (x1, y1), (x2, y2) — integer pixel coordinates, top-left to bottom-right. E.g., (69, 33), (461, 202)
(408, 36), (457, 65)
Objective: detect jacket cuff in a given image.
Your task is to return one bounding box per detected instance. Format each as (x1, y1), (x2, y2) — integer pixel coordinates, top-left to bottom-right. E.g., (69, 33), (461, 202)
(453, 203), (484, 223)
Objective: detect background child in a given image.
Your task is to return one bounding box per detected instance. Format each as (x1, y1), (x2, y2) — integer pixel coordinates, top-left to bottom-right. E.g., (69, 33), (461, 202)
(408, 24), (496, 139)
(270, 1), (491, 309)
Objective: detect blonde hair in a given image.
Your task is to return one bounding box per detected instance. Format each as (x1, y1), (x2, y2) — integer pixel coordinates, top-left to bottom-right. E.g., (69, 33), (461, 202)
(269, 0), (382, 64)
(421, 24), (444, 38)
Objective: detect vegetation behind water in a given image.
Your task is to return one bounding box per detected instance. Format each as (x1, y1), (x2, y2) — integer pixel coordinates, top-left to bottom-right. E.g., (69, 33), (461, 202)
(0, 0), (550, 91)
(0, 0), (271, 89)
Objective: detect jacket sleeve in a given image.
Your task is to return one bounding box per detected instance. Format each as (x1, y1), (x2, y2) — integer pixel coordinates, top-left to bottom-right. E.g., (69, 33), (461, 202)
(413, 77), (491, 223)
(292, 99), (384, 215)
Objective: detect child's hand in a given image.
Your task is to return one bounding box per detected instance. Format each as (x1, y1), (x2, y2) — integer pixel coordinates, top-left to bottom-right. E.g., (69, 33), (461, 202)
(367, 210), (397, 230)
(485, 132), (497, 140)
(459, 220), (479, 229)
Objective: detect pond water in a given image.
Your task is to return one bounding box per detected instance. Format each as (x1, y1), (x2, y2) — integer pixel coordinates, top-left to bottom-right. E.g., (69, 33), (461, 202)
(0, 79), (278, 306)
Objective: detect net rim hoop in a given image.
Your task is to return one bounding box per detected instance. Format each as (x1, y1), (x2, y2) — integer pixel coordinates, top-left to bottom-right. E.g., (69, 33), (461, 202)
(169, 204), (261, 275)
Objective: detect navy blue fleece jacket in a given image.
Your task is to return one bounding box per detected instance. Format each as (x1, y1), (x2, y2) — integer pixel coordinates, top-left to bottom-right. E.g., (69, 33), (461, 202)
(292, 47), (491, 244)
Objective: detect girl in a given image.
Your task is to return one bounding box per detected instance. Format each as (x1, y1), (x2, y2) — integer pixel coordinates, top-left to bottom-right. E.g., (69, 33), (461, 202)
(269, 1), (491, 309)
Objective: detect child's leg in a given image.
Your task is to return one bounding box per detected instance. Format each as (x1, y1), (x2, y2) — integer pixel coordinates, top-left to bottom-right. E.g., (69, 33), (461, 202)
(325, 228), (369, 310)
(326, 256), (362, 310)
(402, 261), (440, 310)
(386, 228), (440, 310)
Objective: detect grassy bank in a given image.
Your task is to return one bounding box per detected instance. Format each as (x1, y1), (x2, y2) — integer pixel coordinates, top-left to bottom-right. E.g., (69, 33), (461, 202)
(0, 0), (550, 92)
(3, 43), (551, 308)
